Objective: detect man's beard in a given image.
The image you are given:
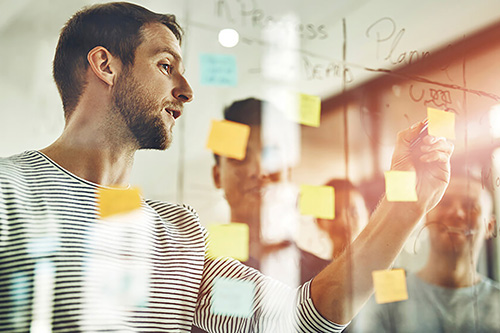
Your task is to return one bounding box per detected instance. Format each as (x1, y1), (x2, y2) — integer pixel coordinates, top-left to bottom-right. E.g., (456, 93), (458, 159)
(112, 68), (172, 150)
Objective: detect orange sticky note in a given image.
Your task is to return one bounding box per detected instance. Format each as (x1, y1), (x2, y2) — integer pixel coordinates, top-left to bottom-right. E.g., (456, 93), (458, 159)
(299, 185), (335, 219)
(384, 171), (418, 202)
(206, 120), (251, 160)
(207, 223), (249, 261)
(298, 93), (321, 127)
(372, 269), (408, 304)
(97, 187), (142, 218)
(427, 107), (455, 139)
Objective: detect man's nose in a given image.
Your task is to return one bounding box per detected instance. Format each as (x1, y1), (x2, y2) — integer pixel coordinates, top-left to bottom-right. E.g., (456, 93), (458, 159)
(173, 75), (193, 103)
(248, 157), (273, 182)
(448, 201), (467, 219)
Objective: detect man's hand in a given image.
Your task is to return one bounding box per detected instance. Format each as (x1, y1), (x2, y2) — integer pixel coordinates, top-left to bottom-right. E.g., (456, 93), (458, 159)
(390, 120), (454, 213)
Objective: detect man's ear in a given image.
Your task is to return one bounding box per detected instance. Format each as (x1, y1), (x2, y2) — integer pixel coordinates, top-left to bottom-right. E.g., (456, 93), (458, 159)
(486, 216), (497, 239)
(87, 46), (120, 87)
(212, 164), (221, 189)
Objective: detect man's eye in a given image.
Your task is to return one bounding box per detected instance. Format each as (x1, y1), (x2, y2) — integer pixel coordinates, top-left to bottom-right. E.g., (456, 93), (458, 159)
(161, 64), (172, 75)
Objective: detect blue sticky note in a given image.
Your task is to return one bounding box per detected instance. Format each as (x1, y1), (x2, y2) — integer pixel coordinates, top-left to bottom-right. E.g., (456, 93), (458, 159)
(200, 53), (237, 86)
(211, 277), (255, 318)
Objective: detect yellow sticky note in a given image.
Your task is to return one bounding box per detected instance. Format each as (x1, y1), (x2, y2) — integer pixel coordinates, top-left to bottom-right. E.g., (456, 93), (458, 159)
(427, 107), (455, 139)
(97, 187), (142, 218)
(384, 171), (418, 202)
(372, 269), (408, 304)
(207, 223), (249, 261)
(206, 120), (251, 160)
(212, 277), (255, 318)
(298, 93), (321, 127)
(299, 185), (335, 219)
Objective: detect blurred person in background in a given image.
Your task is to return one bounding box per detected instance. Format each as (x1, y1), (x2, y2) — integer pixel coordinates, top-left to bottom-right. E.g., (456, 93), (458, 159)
(350, 172), (500, 332)
(211, 98), (300, 286)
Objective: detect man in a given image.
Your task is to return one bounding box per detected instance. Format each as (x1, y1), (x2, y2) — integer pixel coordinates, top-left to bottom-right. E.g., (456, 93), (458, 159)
(211, 98), (300, 286)
(300, 179), (369, 284)
(193, 97), (300, 333)
(350, 173), (500, 332)
(0, 2), (453, 332)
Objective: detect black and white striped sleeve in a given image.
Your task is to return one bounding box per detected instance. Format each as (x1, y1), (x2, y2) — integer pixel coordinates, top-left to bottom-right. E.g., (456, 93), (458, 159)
(193, 245), (346, 332)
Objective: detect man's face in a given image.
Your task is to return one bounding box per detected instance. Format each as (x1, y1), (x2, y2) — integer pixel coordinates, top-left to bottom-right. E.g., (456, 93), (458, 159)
(112, 23), (193, 150)
(317, 189), (369, 253)
(213, 125), (286, 217)
(425, 178), (493, 255)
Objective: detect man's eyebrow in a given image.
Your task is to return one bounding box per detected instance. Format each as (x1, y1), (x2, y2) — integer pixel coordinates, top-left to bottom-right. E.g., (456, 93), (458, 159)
(153, 46), (182, 63)
(153, 46), (186, 74)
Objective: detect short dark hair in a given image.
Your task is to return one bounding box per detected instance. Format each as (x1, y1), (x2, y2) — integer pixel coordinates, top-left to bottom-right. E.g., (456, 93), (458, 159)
(213, 98), (267, 164)
(223, 98), (265, 126)
(53, 2), (183, 119)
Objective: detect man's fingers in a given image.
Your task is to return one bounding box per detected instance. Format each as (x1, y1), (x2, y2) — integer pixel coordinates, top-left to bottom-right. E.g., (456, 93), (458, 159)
(419, 151), (451, 163)
(397, 120), (427, 146)
(418, 138), (453, 163)
(420, 137), (454, 155)
(422, 162), (451, 184)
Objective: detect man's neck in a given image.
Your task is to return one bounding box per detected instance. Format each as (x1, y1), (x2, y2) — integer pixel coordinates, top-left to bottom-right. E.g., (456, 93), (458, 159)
(40, 142), (135, 187)
(417, 251), (480, 288)
(230, 208), (260, 225)
(40, 113), (137, 186)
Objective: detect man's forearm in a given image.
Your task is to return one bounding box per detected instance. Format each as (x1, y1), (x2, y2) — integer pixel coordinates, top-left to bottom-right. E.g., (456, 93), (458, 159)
(310, 197), (425, 324)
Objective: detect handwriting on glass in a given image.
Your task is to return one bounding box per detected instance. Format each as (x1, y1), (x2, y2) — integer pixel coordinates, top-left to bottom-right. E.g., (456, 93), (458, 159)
(366, 17), (430, 66)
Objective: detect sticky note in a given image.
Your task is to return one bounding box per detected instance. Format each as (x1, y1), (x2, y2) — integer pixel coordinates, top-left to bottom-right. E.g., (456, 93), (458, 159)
(212, 277), (255, 317)
(384, 171), (418, 202)
(297, 93), (321, 127)
(299, 185), (335, 219)
(427, 107), (455, 139)
(372, 269), (408, 304)
(97, 187), (142, 218)
(200, 53), (238, 86)
(207, 223), (249, 261)
(206, 119), (251, 160)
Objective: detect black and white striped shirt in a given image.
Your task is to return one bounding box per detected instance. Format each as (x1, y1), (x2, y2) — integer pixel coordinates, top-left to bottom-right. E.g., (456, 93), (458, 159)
(0, 151), (344, 332)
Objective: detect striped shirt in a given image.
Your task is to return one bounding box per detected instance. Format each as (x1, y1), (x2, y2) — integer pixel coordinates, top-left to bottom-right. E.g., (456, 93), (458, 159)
(0, 151), (344, 332)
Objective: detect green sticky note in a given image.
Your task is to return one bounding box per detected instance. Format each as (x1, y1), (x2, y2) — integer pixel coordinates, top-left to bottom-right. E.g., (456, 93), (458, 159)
(384, 171), (418, 202)
(97, 187), (142, 218)
(206, 119), (251, 160)
(211, 277), (255, 318)
(427, 107), (455, 139)
(207, 223), (249, 261)
(200, 53), (237, 86)
(372, 269), (408, 304)
(299, 185), (335, 219)
(298, 93), (321, 127)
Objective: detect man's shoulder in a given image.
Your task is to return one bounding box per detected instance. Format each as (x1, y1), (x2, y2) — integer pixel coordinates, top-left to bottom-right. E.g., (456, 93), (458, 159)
(145, 199), (198, 217)
(0, 151), (35, 179)
(145, 199), (202, 226)
(144, 199), (206, 242)
(0, 151), (25, 166)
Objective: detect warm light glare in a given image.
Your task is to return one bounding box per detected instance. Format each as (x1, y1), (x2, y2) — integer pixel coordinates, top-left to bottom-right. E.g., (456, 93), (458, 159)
(218, 29), (239, 48)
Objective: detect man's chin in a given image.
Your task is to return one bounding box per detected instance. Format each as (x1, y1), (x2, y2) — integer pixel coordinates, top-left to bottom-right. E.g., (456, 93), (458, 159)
(138, 137), (172, 151)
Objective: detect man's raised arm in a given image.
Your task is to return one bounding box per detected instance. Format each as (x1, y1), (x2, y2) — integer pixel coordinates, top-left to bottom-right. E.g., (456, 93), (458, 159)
(311, 121), (454, 324)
